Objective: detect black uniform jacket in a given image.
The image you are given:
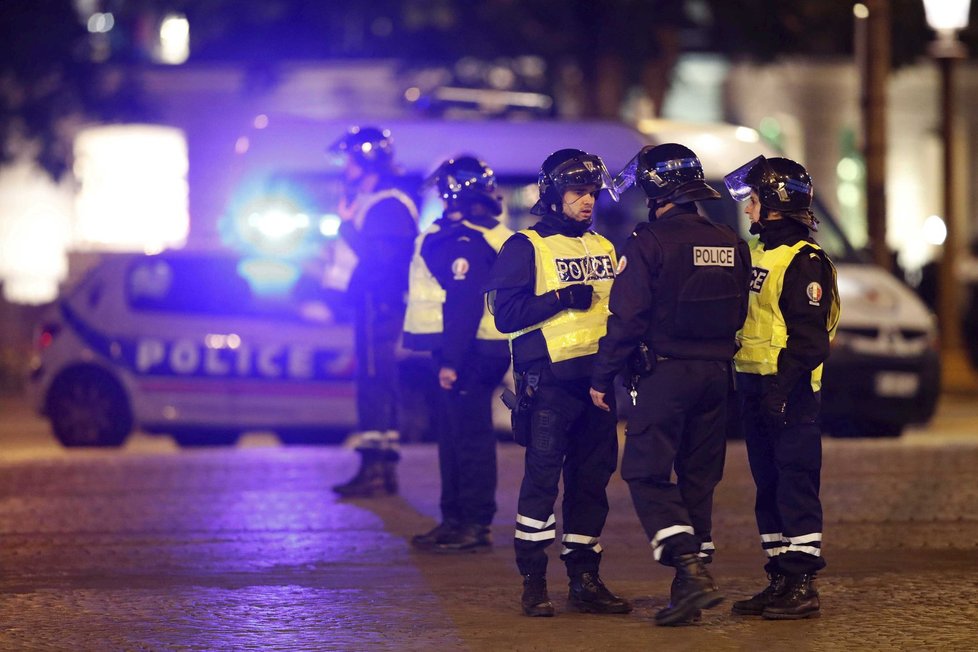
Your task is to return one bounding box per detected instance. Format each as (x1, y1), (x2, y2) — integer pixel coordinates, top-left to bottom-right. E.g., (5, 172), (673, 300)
(421, 212), (510, 370)
(338, 180), (418, 304)
(486, 211), (595, 380)
(590, 205), (751, 394)
(757, 219), (838, 394)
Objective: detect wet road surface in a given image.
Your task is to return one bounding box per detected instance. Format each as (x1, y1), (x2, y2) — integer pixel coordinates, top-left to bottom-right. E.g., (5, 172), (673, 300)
(1, 394), (977, 650)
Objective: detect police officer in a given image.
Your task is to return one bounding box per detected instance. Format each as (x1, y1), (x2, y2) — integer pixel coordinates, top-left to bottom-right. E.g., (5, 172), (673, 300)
(589, 144), (751, 626)
(723, 156), (840, 620)
(404, 156), (513, 553)
(487, 148), (630, 617)
(327, 126), (419, 498)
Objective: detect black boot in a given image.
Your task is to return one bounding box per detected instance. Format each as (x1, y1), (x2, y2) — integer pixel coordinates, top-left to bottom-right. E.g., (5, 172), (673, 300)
(667, 575), (702, 625)
(410, 521), (460, 551)
(434, 523), (492, 554)
(655, 554), (723, 626)
(567, 572), (632, 614)
(521, 574), (555, 617)
(332, 450), (388, 498)
(762, 573), (820, 620)
(731, 572), (787, 616)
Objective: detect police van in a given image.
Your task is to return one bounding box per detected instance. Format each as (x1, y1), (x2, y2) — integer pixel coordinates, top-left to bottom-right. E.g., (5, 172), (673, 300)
(28, 116), (939, 446)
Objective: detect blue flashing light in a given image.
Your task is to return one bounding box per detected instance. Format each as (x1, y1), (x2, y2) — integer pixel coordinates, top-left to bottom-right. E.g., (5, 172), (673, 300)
(319, 214), (341, 238)
(248, 208), (311, 240)
(220, 185), (324, 261)
(237, 257), (302, 296)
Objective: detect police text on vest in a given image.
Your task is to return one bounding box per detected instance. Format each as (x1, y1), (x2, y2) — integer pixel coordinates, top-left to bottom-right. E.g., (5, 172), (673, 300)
(554, 255), (615, 282)
(749, 267), (769, 292)
(693, 246), (735, 267)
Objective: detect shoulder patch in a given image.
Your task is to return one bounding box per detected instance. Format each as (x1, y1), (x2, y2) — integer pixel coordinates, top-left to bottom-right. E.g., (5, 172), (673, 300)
(616, 255), (628, 274)
(452, 257), (470, 280)
(806, 281), (823, 305)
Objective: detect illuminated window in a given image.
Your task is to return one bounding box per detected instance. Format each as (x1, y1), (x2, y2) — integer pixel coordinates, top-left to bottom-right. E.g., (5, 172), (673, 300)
(74, 125), (190, 254)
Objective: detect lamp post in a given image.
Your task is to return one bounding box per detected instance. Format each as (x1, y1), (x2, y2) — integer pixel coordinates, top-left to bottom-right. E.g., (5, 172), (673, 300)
(923, 0), (970, 355)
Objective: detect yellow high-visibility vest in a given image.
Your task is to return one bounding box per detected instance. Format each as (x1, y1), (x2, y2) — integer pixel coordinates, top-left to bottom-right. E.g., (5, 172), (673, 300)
(734, 238), (841, 391)
(403, 219), (513, 347)
(511, 229), (617, 363)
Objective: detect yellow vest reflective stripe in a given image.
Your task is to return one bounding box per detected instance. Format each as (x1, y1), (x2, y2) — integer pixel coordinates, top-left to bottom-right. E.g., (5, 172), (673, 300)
(403, 224), (445, 341)
(402, 219), (513, 344)
(511, 229), (617, 363)
(324, 188), (419, 292)
(734, 238), (841, 391)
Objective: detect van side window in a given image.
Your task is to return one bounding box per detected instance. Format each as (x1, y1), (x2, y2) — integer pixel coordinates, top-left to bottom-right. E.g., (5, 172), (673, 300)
(126, 257), (253, 315)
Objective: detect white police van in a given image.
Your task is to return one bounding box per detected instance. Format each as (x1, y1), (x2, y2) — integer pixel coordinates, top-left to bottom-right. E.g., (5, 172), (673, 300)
(28, 116), (939, 446)
(29, 251), (358, 446)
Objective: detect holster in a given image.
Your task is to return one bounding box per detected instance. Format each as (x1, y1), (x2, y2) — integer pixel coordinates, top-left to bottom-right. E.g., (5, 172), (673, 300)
(625, 342), (655, 395)
(501, 371), (539, 447)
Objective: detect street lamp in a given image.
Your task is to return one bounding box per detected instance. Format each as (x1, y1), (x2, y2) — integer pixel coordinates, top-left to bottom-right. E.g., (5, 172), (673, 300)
(923, 0), (970, 356)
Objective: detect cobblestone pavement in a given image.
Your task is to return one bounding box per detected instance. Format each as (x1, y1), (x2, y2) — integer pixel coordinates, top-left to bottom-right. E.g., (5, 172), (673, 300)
(1, 396), (977, 651)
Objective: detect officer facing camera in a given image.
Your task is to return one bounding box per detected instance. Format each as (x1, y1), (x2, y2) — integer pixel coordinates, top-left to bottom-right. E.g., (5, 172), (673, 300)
(487, 148), (631, 618)
(590, 143), (751, 626)
(404, 156), (512, 554)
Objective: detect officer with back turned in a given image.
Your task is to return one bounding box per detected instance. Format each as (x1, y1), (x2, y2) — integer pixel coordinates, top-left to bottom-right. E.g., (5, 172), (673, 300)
(327, 126), (418, 498)
(589, 144), (751, 626)
(404, 156), (513, 553)
(487, 148), (631, 617)
(723, 155), (840, 620)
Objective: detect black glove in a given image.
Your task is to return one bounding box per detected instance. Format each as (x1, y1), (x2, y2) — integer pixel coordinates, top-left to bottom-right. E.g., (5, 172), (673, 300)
(761, 387), (789, 430)
(557, 283), (594, 310)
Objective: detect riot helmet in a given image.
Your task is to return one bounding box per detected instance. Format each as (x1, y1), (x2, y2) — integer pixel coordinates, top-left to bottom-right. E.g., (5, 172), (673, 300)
(425, 155), (502, 215)
(614, 143), (720, 205)
(531, 148), (618, 216)
(326, 126), (395, 172)
(724, 155), (818, 230)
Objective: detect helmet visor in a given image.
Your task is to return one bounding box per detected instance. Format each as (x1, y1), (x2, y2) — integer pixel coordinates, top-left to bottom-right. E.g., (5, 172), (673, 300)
(614, 151), (705, 196)
(423, 161), (497, 197)
(724, 155), (768, 202)
(551, 154), (619, 202)
(612, 152), (641, 196)
(325, 128), (393, 168)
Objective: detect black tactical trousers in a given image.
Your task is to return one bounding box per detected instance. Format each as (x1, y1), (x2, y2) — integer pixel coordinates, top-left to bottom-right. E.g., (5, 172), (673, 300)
(514, 372), (618, 577)
(621, 359), (729, 566)
(738, 372), (826, 576)
(354, 296), (404, 436)
(438, 354), (510, 526)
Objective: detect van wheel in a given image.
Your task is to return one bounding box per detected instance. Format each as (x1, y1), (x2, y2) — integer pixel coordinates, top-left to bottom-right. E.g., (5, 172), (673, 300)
(47, 368), (132, 447)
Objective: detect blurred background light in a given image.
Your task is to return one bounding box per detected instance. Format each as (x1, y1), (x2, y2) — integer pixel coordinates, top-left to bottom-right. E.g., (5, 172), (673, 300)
(0, 161), (74, 304)
(73, 124), (189, 253)
(158, 13), (190, 65)
(923, 214), (948, 246)
(318, 214), (341, 238)
(734, 126), (760, 143)
(237, 258), (302, 296)
(86, 12), (114, 33)
(922, 0), (972, 33)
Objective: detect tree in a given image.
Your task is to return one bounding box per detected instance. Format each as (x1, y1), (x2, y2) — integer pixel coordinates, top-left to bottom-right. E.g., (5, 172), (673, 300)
(0, 0), (148, 179)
